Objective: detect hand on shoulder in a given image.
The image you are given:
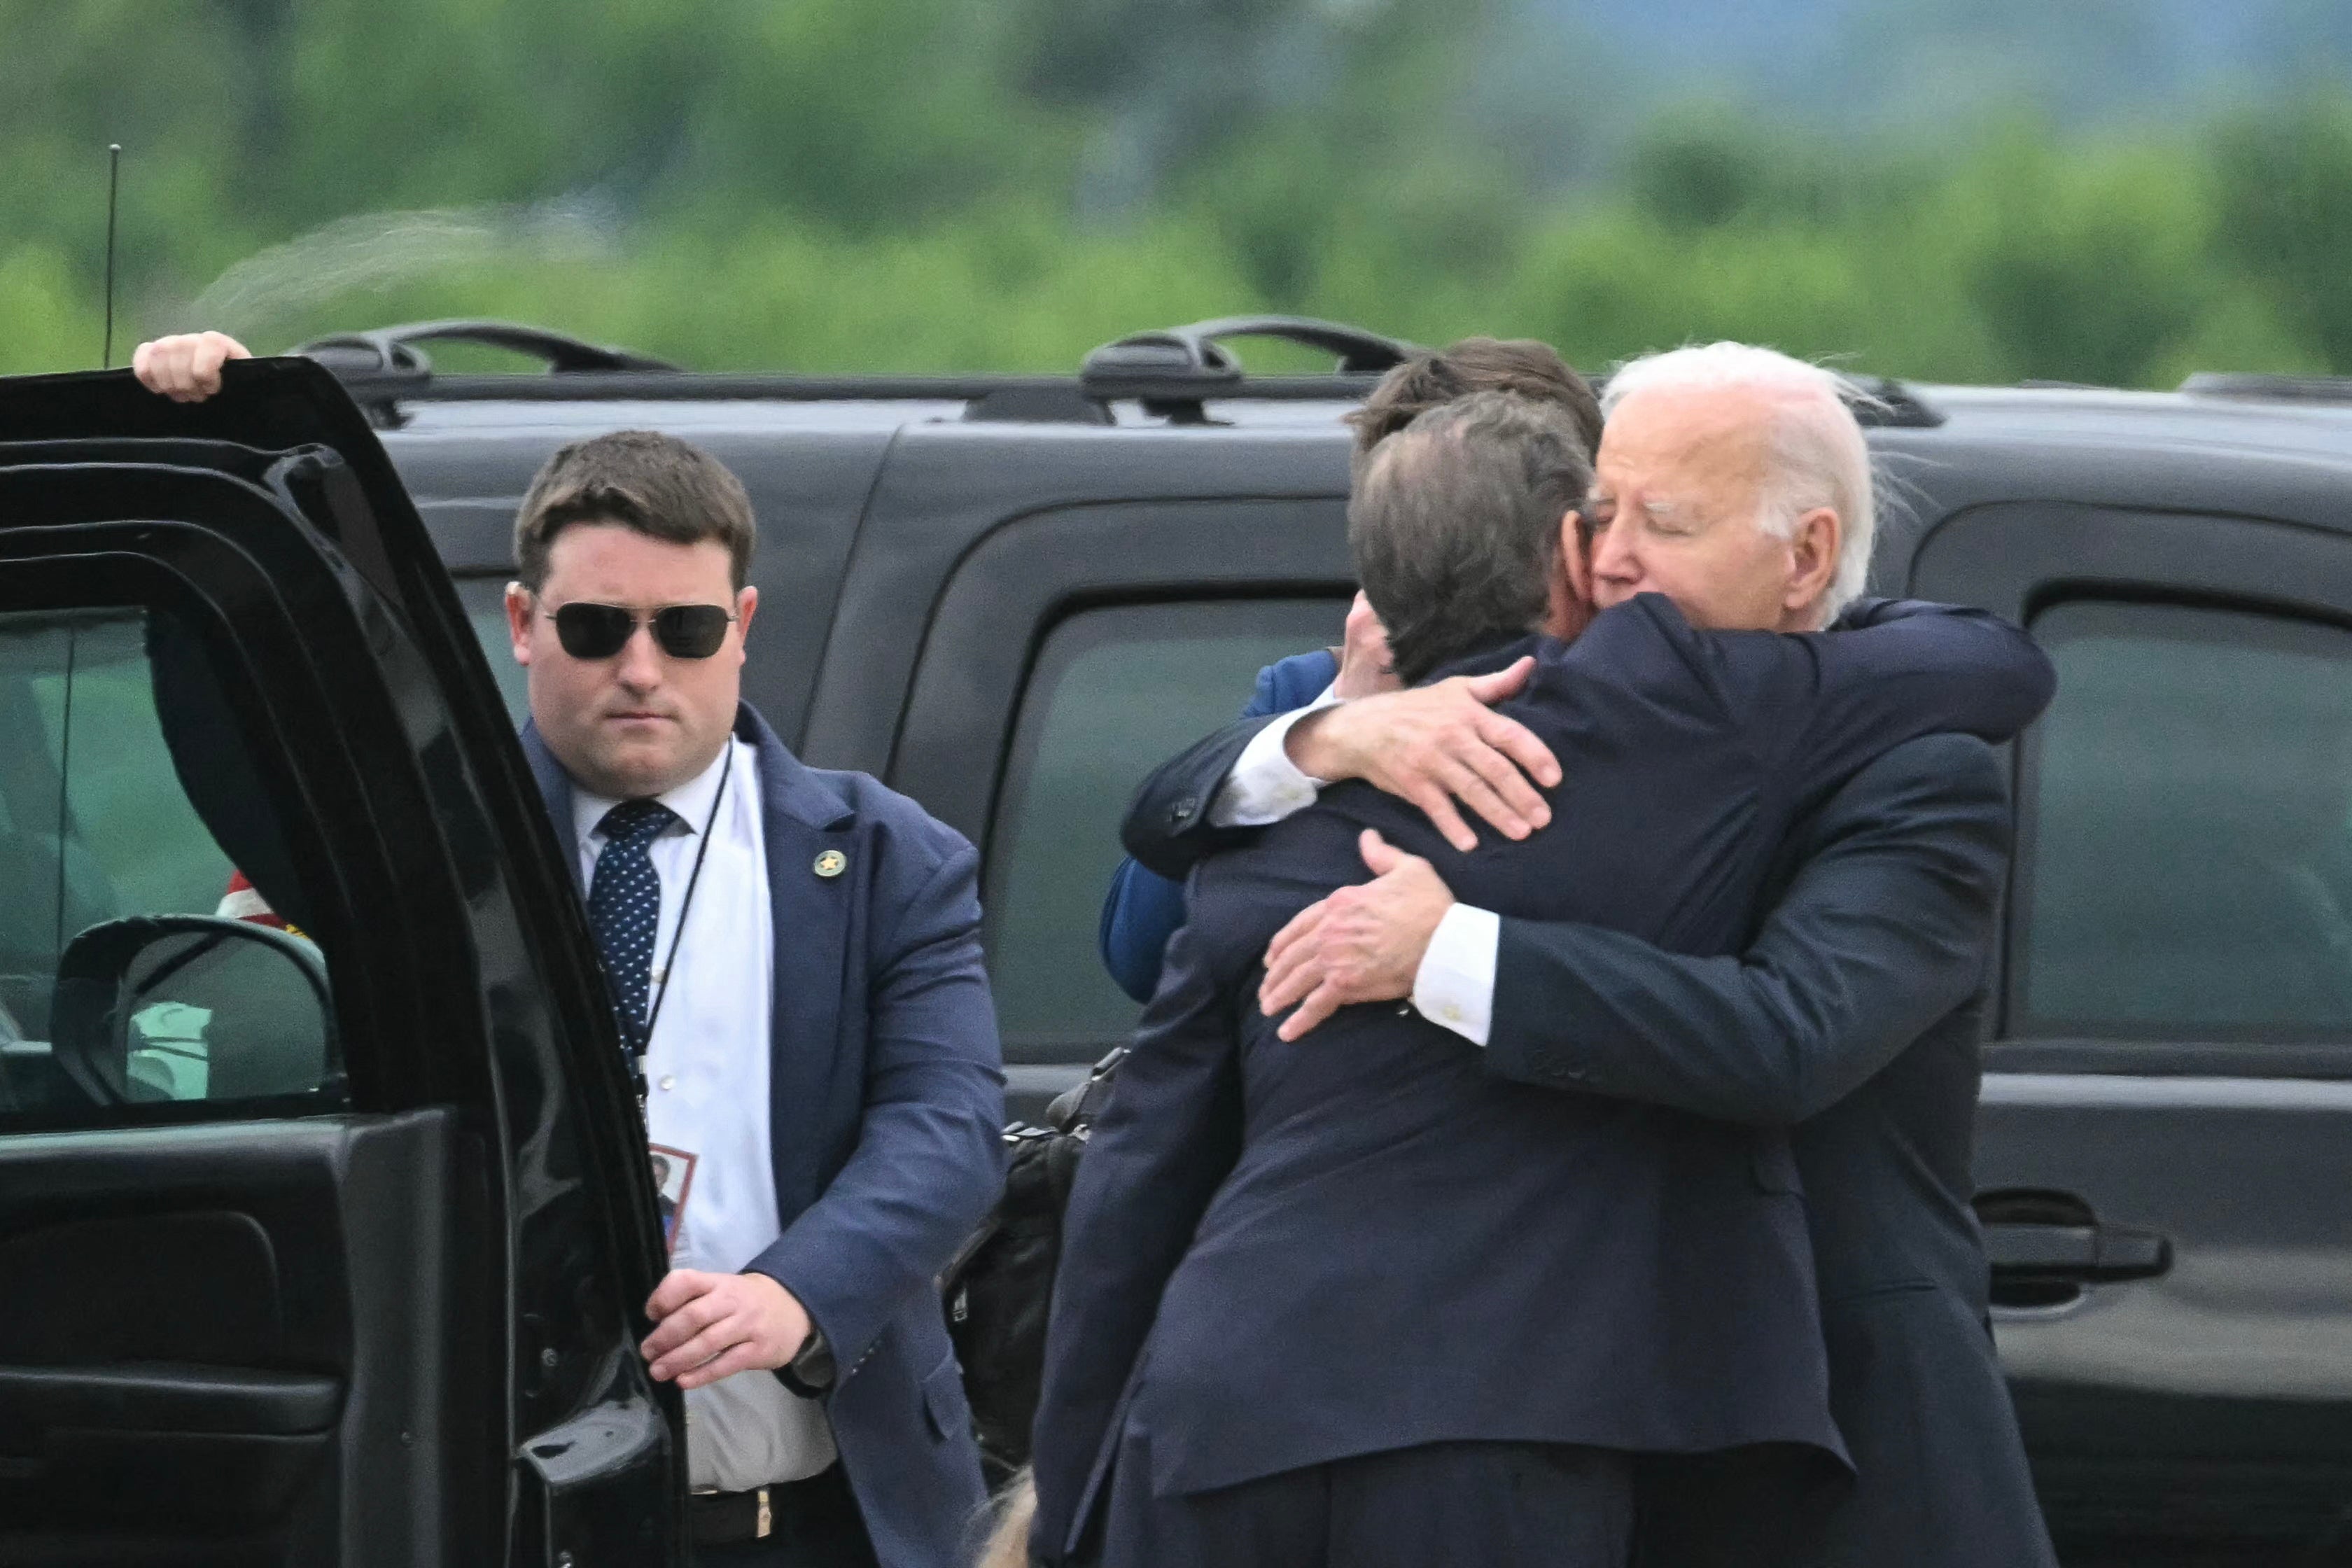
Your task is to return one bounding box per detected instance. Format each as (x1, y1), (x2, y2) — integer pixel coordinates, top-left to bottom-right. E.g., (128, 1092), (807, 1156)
(1285, 655), (1560, 852)
(1259, 829), (1456, 1038)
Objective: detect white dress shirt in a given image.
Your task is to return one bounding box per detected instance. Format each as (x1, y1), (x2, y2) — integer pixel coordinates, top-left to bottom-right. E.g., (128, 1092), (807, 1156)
(575, 738), (839, 1491)
(1211, 692), (1502, 1046)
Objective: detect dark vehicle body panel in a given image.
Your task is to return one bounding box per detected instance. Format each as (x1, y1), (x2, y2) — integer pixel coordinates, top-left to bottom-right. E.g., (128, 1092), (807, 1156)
(0, 362), (682, 1566)
(374, 374), (2352, 1564)
(6, 344), (2352, 1562)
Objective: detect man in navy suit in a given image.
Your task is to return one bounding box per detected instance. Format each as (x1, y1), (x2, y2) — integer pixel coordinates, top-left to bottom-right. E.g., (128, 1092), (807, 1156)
(1096, 337), (1603, 1004)
(500, 431), (1005, 1568)
(1119, 344), (2059, 1567)
(1032, 391), (2054, 1567)
(136, 333), (1009, 1566)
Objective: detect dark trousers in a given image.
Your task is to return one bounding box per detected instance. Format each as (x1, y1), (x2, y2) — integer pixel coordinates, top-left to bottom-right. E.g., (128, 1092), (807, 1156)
(692, 1464), (879, 1568)
(1630, 1444), (1845, 1568)
(1097, 1415), (1637, 1568)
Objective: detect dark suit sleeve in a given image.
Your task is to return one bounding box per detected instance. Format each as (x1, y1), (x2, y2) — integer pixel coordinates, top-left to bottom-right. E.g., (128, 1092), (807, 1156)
(1098, 858), (1190, 1002)
(1484, 733), (2011, 1126)
(746, 839), (1006, 1373)
(1117, 648), (1339, 880)
(1029, 913), (1247, 1563)
(1736, 599), (2053, 797)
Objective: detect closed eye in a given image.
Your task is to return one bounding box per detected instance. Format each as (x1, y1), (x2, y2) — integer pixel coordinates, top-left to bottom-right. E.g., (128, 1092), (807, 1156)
(1639, 500), (1698, 537)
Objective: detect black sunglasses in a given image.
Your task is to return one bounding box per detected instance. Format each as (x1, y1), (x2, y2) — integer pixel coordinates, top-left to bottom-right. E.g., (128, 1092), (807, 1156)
(548, 601), (737, 660)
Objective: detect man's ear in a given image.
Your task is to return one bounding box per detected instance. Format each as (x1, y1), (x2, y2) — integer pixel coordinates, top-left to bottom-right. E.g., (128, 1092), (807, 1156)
(1542, 511), (1598, 640)
(1560, 511), (1592, 605)
(734, 584), (760, 645)
(1784, 507), (1842, 617)
(504, 582), (535, 665)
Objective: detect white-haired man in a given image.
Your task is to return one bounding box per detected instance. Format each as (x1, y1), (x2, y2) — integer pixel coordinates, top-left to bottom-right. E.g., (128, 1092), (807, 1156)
(1119, 342), (2058, 1567)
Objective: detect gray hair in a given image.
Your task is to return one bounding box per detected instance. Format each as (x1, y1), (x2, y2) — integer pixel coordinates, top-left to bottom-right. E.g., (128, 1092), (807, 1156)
(1602, 342), (1876, 623)
(1349, 391), (1591, 684)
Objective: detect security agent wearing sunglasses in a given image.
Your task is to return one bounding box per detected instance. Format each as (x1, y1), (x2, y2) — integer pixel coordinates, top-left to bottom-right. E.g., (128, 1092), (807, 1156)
(136, 331), (1007, 1566)
(498, 430), (1007, 1568)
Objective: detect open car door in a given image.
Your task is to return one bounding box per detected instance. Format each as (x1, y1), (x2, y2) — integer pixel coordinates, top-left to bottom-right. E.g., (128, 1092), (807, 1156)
(0, 361), (683, 1567)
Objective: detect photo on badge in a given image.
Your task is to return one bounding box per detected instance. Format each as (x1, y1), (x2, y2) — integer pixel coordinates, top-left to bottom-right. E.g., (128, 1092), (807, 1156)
(648, 1144), (698, 1256)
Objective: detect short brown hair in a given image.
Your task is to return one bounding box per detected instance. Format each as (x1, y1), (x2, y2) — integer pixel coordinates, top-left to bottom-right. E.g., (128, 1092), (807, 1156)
(513, 430), (757, 592)
(1350, 392), (1591, 685)
(1347, 338), (1602, 463)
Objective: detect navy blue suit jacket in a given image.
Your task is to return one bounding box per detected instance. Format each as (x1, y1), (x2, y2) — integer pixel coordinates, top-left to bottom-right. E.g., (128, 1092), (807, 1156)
(1034, 598), (2056, 1561)
(524, 704), (1005, 1568)
(1096, 649), (1337, 1002)
(1481, 734), (2059, 1568)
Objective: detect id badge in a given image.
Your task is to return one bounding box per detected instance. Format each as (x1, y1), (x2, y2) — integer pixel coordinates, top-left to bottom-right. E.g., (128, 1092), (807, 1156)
(647, 1144), (698, 1258)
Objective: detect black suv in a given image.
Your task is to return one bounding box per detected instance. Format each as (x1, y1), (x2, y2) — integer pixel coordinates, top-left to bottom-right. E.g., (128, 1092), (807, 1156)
(1, 318), (2349, 1566)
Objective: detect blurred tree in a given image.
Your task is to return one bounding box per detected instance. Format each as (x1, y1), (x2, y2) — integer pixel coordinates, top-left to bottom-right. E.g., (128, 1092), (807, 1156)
(2215, 96), (2352, 373)
(0, 0), (2347, 391)
(1959, 132), (2212, 386)
(0, 245), (106, 372)
(1628, 113), (1774, 230)
(0, 0), (261, 295)
(1167, 0), (1506, 303)
(998, 0), (1346, 216)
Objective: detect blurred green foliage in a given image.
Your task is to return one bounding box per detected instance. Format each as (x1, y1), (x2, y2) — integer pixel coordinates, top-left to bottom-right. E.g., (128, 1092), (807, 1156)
(2, 0), (2347, 387)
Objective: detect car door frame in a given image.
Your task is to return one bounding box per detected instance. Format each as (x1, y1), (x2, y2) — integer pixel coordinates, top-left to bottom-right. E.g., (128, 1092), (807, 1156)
(1910, 483), (2352, 1555)
(0, 361), (687, 1567)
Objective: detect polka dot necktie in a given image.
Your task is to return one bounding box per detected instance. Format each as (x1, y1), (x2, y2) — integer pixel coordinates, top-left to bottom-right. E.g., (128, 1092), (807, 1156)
(588, 798), (678, 1057)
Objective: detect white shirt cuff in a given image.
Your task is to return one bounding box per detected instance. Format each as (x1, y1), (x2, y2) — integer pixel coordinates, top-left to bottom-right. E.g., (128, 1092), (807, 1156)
(1208, 685), (1341, 828)
(1413, 903), (1499, 1047)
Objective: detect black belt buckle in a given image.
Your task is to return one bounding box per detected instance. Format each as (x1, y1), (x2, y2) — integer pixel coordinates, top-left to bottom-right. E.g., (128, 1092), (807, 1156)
(690, 1484), (772, 1546)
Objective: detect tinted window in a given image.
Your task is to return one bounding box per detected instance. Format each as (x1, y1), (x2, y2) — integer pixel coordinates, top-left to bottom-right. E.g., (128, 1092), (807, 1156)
(987, 598), (1348, 1063)
(455, 577), (531, 724)
(0, 609), (340, 1122)
(2018, 600), (2352, 1037)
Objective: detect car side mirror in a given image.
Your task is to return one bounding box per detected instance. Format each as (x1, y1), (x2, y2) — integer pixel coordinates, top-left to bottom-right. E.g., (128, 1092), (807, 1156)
(51, 916), (338, 1107)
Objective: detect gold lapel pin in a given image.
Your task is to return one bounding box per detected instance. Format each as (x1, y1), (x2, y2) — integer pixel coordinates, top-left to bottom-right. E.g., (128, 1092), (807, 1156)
(813, 849), (847, 878)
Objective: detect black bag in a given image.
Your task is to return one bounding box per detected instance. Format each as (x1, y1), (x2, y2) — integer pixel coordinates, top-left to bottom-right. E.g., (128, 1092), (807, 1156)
(941, 1047), (1124, 1483)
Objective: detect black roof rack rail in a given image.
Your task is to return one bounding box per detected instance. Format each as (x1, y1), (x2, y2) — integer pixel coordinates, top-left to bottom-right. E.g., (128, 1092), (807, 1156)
(1840, 374), (1944, 429)
(291, 315), (1950, 433)
(2180, 372), (2352, 404)
(293, 319), (679, 381)
(1081, 316), (1422, 422)
(318, 370), (1387, 408)
(302, 313), (1408, 426)
(265, 315), (1963, 441)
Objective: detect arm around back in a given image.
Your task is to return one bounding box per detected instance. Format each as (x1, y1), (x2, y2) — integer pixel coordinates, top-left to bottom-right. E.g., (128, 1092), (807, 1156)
(1777, 600), (2054, 791)
(1485, 732), (2012, 1126)
(1119, 648), (1347, 879)
(747, 827), (1007, 1376)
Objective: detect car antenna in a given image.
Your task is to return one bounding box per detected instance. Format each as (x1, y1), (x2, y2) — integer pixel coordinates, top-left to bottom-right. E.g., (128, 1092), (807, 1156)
(102, 144), (121, 368)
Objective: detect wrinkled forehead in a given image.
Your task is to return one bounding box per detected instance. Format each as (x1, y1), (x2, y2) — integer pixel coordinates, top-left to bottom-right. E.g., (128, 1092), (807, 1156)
(1592, 384), (1777, 505)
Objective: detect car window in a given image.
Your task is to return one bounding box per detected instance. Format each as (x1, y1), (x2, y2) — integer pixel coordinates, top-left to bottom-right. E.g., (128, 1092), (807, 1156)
(986, 598), (1348, 1063)
(0, 608), (342, 1124)
(2016, 599), (2352, 1038)
(455, 576), (531, 724)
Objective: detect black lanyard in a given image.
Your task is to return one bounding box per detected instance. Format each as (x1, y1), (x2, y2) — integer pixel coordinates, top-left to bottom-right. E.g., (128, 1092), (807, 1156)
(629, 745), (732, 1116)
